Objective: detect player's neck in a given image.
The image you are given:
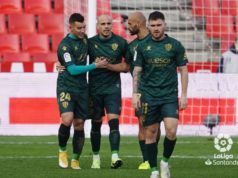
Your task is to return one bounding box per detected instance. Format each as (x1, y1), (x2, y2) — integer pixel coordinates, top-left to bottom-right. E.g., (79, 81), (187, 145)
(137, 28), (149, 40)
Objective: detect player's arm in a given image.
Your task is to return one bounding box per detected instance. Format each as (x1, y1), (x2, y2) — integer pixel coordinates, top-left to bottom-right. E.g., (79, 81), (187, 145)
(178, 65), (188, 110)
(67, 60), (107, 75)
(132, 66), (142, 110)
(106, 62), (130, 73)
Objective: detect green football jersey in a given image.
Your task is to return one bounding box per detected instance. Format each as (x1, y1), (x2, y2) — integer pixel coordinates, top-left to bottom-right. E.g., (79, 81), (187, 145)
(134, 34), (188, 101)
(126, 34), (151, 74)
(57, 34), (88, 93)
(88, 33), (128, 94)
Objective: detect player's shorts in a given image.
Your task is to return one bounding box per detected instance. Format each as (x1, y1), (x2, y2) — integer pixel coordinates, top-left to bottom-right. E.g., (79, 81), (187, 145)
(89, 90), (121, 121)
(141, 96), (179, 127)
(57, 90), (88, 120)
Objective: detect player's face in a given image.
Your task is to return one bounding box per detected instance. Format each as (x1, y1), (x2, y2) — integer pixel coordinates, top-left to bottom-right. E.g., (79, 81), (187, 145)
(97, 17), (112, 38)
(70, 21), (86, 39)
(128, 18), (139, 35)
(148, 19), (166, 40)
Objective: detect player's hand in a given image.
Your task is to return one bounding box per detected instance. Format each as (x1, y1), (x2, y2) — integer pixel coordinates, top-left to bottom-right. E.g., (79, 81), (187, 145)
(56, 62), (66, 73)
(179, 94), (187, 110)
(132, 93), (141, 110)
(95, 59), (108, 68)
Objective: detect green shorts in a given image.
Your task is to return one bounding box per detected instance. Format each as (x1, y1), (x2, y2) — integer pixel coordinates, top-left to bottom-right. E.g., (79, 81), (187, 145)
(89, 91), (121, 120)
(57, 90), (88, 120)
(141, 96), (179, 126)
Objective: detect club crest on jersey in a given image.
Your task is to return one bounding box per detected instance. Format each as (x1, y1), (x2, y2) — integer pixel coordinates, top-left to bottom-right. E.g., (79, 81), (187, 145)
(112, 43), (118, 51)
(62, 101), (68, 108)
(165, 43), (172, 51)
(95, 44), (98, 48)
(62, 46), (67, 51)
(146, 46), (151, 51)
(74, 46), (78, 51)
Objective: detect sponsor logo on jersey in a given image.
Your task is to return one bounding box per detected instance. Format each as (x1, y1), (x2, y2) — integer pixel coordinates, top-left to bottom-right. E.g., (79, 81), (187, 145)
(83, 38), (87, 44)
(62, 46), (67, 51)
(146, 45), (151, 51)
(64, 52), (71, 62)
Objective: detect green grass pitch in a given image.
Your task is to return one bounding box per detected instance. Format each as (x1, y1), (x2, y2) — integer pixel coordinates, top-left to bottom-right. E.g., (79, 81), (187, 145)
(0, 136), (237, 178)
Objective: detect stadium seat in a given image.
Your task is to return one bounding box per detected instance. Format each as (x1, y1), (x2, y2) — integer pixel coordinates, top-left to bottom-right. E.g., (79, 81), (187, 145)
(1, 52), (33, 72)
(32, 52), (57, 72)
(206, 15), (235, 38)
(111, 13), (126, 38)
(97, 0), (111, 16)
(187, 62), (219, 73)
(0, 0), (22, 14)
(38, 14), (64, 34)
(192, 0), (219, 17)
(8, 14), (36, 34)
(0, 34), (19, 53)
(21, 34), (49, 54)
(0, 15), (7, 34)
(221, 0), (238, 16)
(220, 34), (236, 53)
(54, 0), (64, 13)
(51, 33), (64, 52)
(24, 0), (52, 14)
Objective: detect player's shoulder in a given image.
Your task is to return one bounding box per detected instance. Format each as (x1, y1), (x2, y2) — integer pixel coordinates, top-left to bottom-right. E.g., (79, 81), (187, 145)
(166, 35), (183, 46)
(112, 33), (127, 43)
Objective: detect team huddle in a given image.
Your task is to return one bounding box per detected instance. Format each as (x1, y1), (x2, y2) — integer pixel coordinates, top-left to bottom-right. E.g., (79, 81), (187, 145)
(56, 11), (188, 178)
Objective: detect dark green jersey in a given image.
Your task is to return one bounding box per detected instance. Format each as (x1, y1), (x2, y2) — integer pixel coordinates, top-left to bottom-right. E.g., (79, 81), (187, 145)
(88, 33), (128, 94)
(126, 34), (151, 74)
(57, 34), (88, 93)
(134, 34), (188, 101)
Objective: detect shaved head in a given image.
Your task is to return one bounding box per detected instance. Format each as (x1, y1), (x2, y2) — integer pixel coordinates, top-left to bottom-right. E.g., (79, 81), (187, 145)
(128, 11), (147, 36)
(97, 14), (112, 24)
(97, 14), (112, 38)
(128, 12), (146, 26)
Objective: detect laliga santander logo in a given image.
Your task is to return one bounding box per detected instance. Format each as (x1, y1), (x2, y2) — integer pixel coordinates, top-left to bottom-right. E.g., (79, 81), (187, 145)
(214, 134), (233, 152)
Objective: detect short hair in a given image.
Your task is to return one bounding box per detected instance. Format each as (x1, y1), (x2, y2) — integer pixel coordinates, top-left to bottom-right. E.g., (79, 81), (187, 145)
(69, 13), (84, 24)
(148, 11), (165, 21)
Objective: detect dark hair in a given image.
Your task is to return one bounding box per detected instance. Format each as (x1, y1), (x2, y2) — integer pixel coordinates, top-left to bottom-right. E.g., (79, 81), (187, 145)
(69, 13), (84, 24)
(148, 11), (165, 21)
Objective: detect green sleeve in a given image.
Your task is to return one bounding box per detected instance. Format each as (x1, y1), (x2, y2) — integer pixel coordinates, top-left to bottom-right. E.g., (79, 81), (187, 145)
(67, 63), (96, 75)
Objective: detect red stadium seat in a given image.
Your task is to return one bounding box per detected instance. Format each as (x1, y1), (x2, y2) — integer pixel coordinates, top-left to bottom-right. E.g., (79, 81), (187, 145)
(111, 13), (126, 38)
(97, 0), (111, 16)
(220, 34), (236, 53)
(221, 0), (238, 16)
(8, 14), (36, 34)
(54, 0), (64, 13)
(0, 15), (7, 34)
(1, 52), (33, 72)
(32, 52), (57, 72)
(187, 62), (219, 73)
(0, 34), (19, 53)
(24, 0), (51, 14)
(0, 0), (22, 14)
(21, 34), (49, 54)
(192, 0), (219, 16)
(51, 33), (64, 52)
(38, 14), (64, 34)
(206, 15), (235, 38)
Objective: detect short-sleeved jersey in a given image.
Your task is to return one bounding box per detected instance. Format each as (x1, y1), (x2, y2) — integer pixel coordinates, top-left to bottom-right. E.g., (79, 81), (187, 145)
(57, 34), (88, 93)
(88, 33), (128, 94)
(134, 34), (188, 101)
(126, 34), (151, 74)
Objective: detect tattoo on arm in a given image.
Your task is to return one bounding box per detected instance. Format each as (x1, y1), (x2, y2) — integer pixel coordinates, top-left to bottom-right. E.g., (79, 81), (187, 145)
(133, 66), (142, 93)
